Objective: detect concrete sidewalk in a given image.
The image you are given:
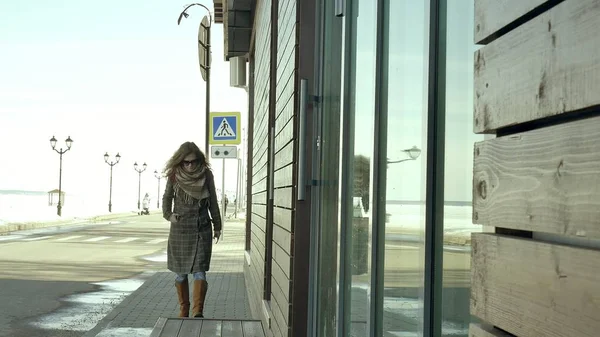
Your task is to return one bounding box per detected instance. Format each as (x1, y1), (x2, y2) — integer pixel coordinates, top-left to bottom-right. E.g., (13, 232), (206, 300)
(83, 219), (252, 337)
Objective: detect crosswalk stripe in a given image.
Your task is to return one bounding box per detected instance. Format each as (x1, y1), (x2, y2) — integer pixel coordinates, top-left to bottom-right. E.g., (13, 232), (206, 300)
(115, 237), (139, 243)
(84, 236), (111, 242)
(56, 235), (83, 241)
(22, 236), (53, 241)
(0, 235), (24, 242)
(146, 238), (167, 244)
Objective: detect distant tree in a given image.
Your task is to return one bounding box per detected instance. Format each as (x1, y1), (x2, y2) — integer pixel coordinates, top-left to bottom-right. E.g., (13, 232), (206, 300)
(353, 155), (370, 213)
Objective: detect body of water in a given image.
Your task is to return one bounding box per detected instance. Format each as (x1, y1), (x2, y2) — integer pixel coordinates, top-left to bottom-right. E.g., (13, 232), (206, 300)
(0, 190), (144, 225)
(1, 191), (481, 239)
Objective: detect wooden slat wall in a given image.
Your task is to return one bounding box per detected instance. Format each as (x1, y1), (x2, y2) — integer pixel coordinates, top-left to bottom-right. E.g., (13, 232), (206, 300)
(246, 0), (270, 332)
(474, 0), (600, 134)
(471, 1), (600, 337)
(469, 323), (513, 337)
(269, 0), (297, 336)
(473, 116), (600, 237)
(474, 0), (555, 44)
(471, 234), (600, 337)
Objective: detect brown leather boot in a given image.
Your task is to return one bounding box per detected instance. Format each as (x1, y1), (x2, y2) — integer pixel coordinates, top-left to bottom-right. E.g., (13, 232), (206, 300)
(192, 279), (208, 318)
(175, 281), (190, 317)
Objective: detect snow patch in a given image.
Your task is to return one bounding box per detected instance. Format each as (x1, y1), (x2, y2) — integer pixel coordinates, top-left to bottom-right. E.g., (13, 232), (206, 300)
(95, 327), (153, 337)
(30, 277), (145, 332)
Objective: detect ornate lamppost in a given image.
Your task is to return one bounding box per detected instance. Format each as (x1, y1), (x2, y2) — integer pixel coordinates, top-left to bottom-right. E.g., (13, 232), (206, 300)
(154, 170), (162, 209)
(134, 162), (147, 211)
(178, 3), (212, 156)
(49, 136), (73, 216)
(387, 146), (422, 164)
(104, 152), (121, 212)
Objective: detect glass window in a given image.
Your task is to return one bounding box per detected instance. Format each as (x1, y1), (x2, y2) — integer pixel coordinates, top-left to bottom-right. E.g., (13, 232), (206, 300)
(441, 1), (484, 336)
(313, 0), (343, 335)
(340, 0), (378, 336)
(381, 0), (430, 335)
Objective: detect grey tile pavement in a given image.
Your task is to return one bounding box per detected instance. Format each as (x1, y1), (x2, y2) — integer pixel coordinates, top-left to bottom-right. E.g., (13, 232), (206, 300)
(83, 219), (252, 337)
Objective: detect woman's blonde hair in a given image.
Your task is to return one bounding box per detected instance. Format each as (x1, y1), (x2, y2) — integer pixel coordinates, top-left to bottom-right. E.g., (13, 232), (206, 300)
(163, 141), (209, 178)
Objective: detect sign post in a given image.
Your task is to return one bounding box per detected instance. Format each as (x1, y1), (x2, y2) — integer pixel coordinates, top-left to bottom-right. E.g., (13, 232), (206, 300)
(199, 16), (211, 156)
(210, 112), (241, 240)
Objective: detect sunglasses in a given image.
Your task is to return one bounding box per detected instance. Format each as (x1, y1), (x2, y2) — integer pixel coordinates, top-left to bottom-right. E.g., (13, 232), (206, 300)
(182, 159), (198, 166)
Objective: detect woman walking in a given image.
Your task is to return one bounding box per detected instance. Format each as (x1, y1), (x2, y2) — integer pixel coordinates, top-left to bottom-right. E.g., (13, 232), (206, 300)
(162, 141), (222, 318)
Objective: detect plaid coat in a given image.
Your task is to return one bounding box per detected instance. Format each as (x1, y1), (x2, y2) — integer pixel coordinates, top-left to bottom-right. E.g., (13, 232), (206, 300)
(162, 170), (222, 274)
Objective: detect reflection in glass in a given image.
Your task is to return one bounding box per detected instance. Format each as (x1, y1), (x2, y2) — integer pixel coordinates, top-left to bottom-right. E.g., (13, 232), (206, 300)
(382, 0), (430, 335)
(314, 0), (343, 335)
(342, 0), (377, 336)
(442, 0), (484, 336)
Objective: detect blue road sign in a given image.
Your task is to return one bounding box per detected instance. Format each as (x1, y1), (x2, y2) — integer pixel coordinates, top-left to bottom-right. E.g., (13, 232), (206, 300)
(209, 112), (241, 145)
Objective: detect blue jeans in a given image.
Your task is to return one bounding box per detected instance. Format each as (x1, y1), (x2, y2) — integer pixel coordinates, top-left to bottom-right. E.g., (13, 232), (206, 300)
(175, 271), (206, 283)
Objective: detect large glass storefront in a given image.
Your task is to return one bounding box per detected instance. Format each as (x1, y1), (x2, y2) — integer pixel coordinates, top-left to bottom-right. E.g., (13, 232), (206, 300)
(310, 0), (481, 336)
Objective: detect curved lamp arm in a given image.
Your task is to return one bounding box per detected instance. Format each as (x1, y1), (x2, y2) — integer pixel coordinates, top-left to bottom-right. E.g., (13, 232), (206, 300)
(177, 3), (212, 25)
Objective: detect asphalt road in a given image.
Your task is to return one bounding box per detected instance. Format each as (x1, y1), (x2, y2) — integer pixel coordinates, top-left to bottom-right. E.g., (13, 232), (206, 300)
(0, 213), (169, 337)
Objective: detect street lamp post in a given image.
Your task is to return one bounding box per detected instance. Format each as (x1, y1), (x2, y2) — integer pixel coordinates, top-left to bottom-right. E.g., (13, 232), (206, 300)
(134, 162), (147, 211)
(104, 152), (121, 212)
(387, 146), (422, 164)
(178, 3), (212, 155)
(154, 170), (162, 209)
(49, 136), (73, 216)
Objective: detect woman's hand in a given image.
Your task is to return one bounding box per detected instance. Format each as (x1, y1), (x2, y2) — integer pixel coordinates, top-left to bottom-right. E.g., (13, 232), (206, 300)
(169, 213), (179, 223)
(214, 230), (221, 243)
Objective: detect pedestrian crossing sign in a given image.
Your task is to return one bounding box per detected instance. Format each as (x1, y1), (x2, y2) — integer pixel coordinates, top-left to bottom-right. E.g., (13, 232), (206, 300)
(209, 111), (241, 145)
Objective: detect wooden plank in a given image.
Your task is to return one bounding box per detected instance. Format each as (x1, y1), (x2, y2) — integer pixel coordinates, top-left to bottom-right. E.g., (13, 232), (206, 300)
(275, 140), (294, 171)
(252, 159), (268, 180)
(252, 178), (267, 195)
(273, 224), (292, 255)
(222, 320), (243, 337)
(276, 0), (297, 67)
(252, 204), (267, 219)
(473, 116), (600, 238)
(273, 207), (292, 232)
(474, 0), (554, 44)
(252, 227), (266, 252)
(471, 233), (600, 337)
(178, 320), (203, 337)
(159, 319), (182, 336)
(149, 317), (167, 337)
(275, 115), (294, 153)
(274, 187), (293, 209)
(270, 286), (290, 337)
(276, 82), (295, 130)
(271, 258), (291, 302)
(273, 240), (291, 278)
(276, 36), (296, 88)
(274, 164), (293, 188)
(474, 0), (600, 133)
(251, 232), (266, 259)
(276, 57), (296, 107)
(242, 321), (265, 337)
(252, 213), (267, 234)
(271, 272), (290, 322)
(249, 244), (265, 275)
(253, 191), (267, 204)
(199, 320), (222, 337)
(469, 323), (513, 337)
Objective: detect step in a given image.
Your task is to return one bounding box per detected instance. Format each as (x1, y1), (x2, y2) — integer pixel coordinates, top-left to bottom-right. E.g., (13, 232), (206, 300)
(150, 318), (265, 337)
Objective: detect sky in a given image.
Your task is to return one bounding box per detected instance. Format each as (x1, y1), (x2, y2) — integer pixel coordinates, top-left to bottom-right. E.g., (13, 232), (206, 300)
(0, 0), (482, 208)
(0, 0), (248, 206)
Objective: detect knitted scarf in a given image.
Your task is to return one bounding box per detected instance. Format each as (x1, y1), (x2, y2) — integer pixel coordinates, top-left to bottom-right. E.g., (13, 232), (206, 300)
(174, 165), (210, 204)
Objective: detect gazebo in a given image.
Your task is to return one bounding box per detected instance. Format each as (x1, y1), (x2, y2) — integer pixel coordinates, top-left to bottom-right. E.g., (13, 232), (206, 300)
(47, 189), (66, 206)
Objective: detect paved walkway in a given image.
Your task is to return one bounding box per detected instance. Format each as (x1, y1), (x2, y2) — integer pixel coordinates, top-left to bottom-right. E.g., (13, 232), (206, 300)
(83, 218), (251, 337)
